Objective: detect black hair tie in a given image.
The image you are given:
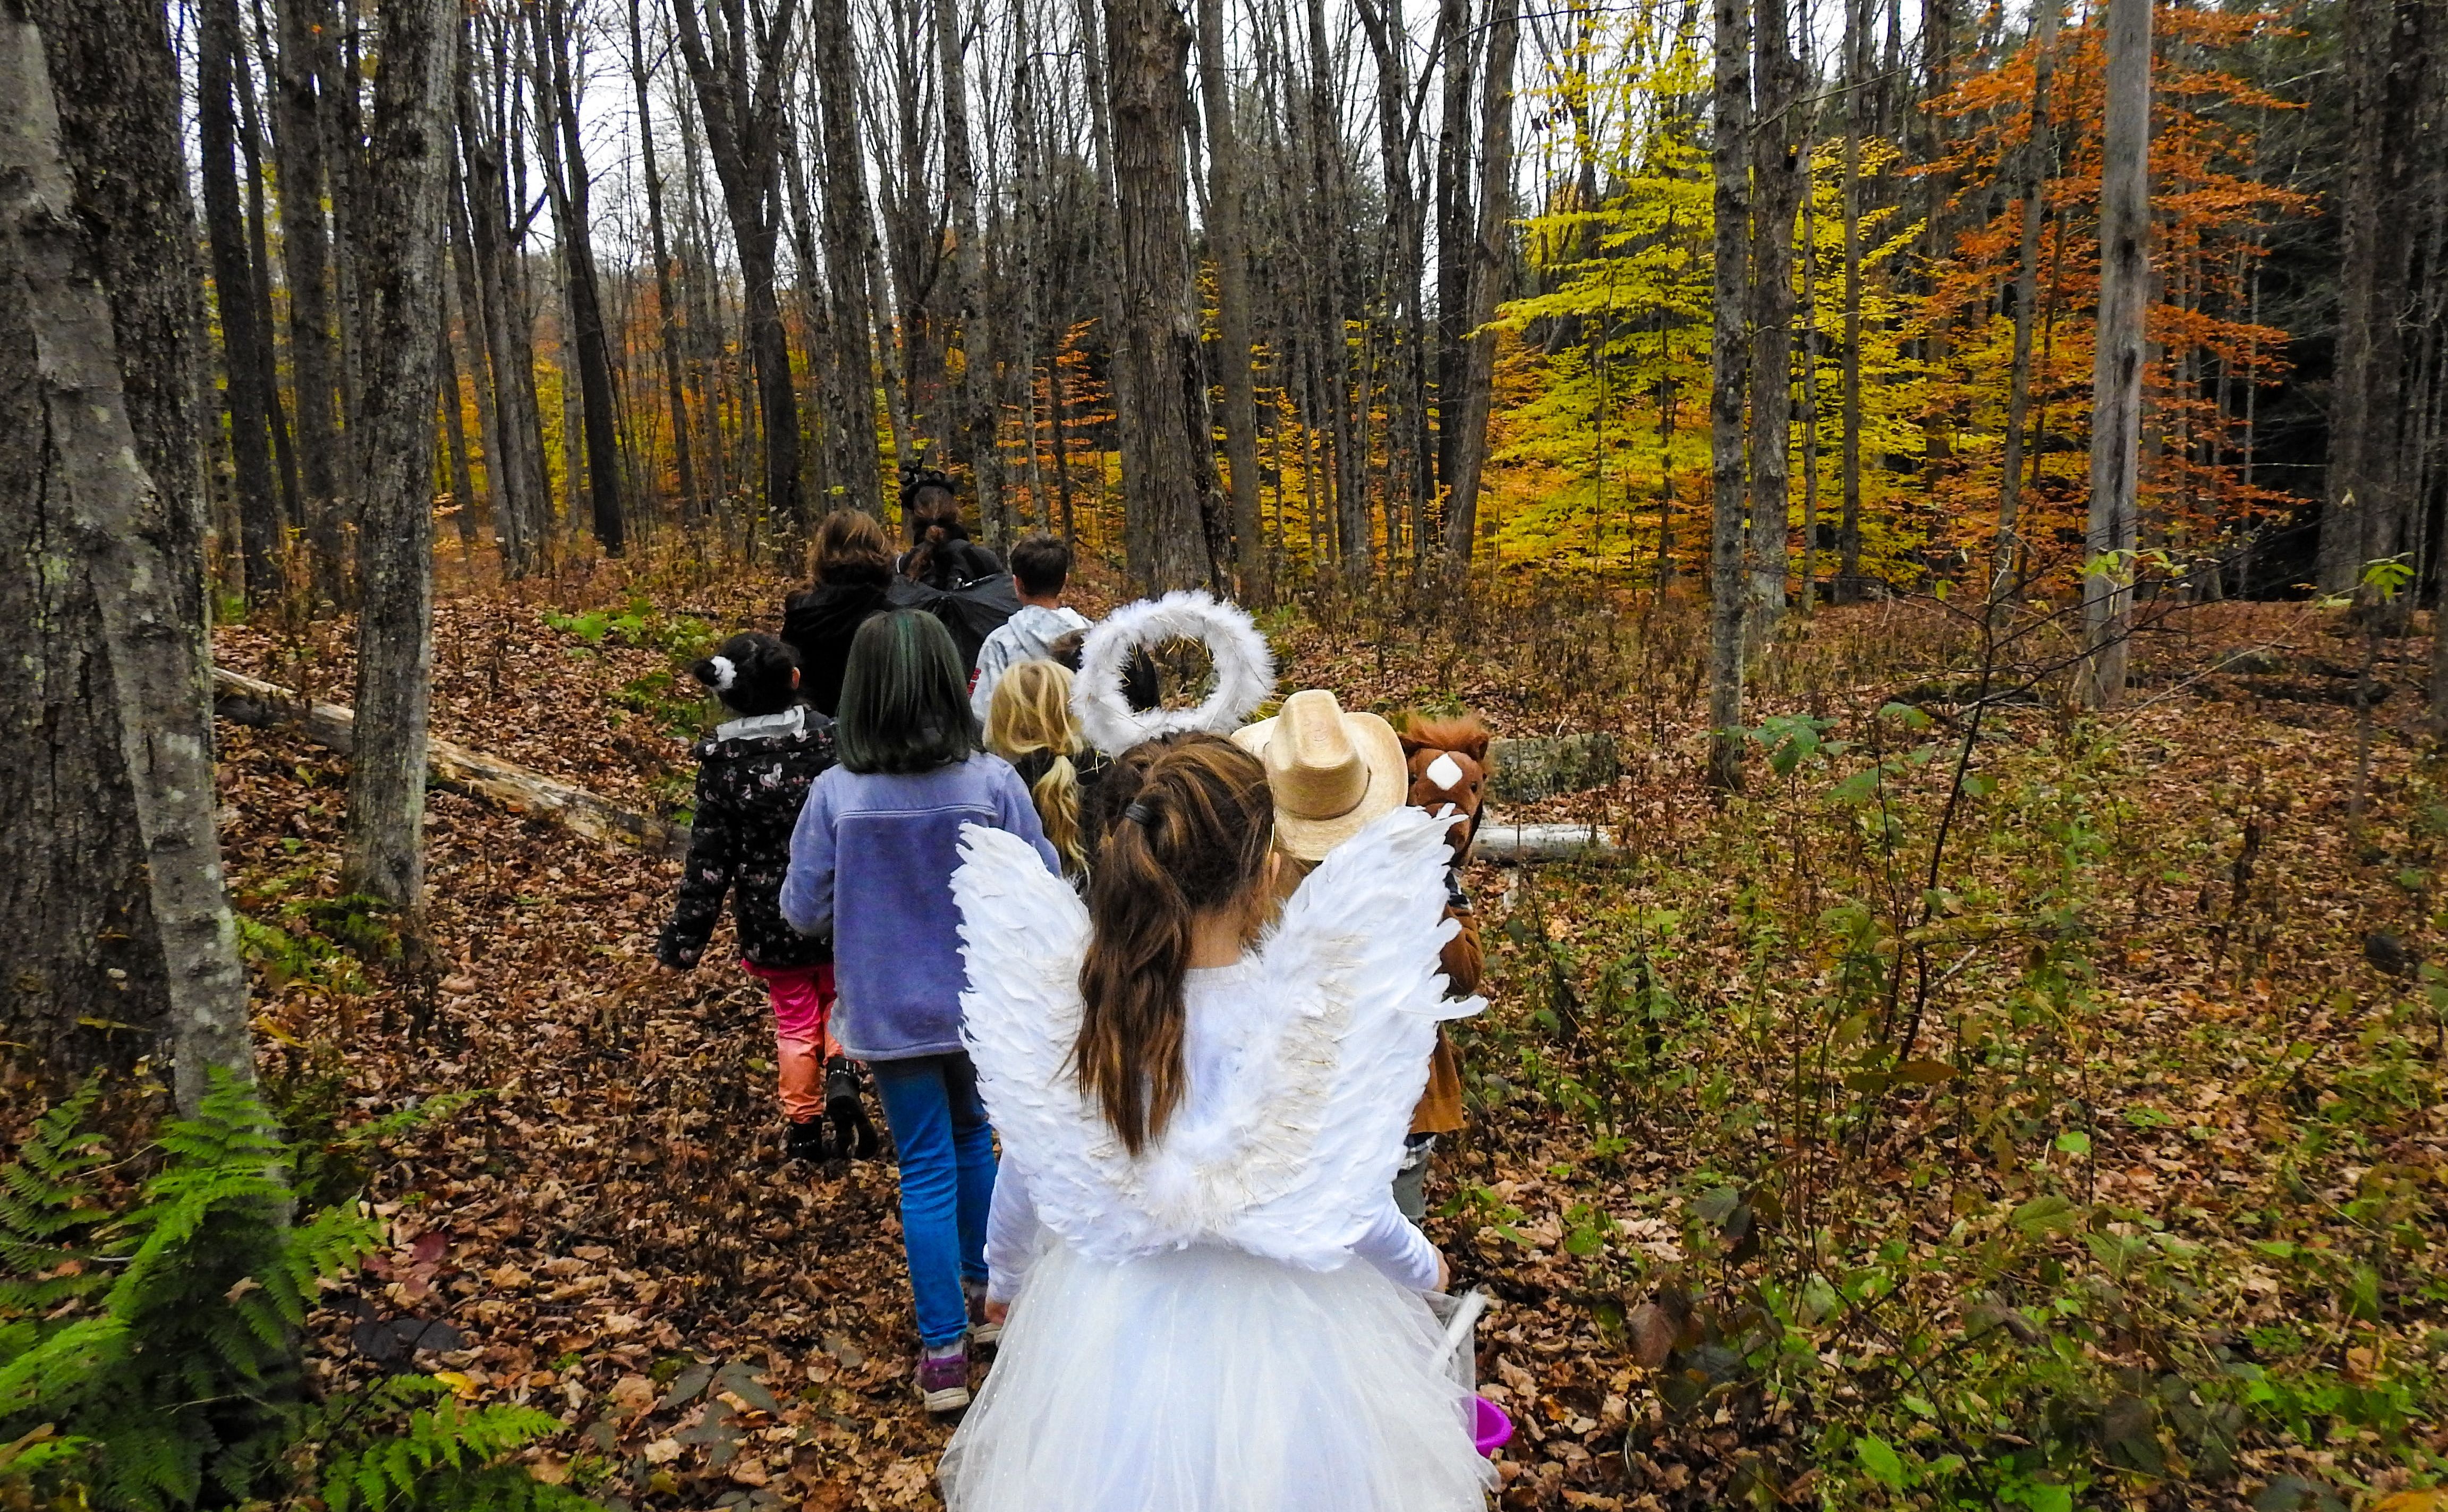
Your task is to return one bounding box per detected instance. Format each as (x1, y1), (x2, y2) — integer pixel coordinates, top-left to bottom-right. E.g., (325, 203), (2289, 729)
(1122, 801), (1155, 827)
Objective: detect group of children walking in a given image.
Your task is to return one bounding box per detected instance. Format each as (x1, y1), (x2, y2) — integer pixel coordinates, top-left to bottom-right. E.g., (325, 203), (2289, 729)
(656, 493), (1502, 1509)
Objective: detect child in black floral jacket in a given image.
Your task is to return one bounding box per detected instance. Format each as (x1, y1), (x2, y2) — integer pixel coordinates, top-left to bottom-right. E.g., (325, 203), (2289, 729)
(657, 632), (878, 1162)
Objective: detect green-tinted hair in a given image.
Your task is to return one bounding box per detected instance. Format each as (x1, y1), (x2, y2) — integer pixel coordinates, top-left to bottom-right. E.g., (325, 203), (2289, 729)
(836, 609), (983, 774)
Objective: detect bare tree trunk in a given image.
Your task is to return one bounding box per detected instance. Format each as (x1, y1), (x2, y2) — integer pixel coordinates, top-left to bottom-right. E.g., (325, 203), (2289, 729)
(1432, 0), (1474, 499)
(808, 0), (885, 512)
(200, 0), (284, 605)
(2319, 0), (2427, 594)
(340, 0), (456, 907)
(437, 296), (480, 559)
(456, 40), (550, 574)
(1990, 0), (2060, 618)
(2078, 0), (2149, 711)
(239, 4), (303, 530)
(1104, 0), (1220, 588)
(670, 0), (804, 535)
(938, 0), (1007, 541)
(2, 0), (252, 1105)
(273, 0), (347, 602)
(1745, 0), (1801, 647)
(1837, 0), (1865, 600)
(1197, 0), (1264, 597)
(629, 0), (702, 520)
(1707, 0), (1752, 790)
(1441, 0), (1515, 561)
(532, 0), (625, 553)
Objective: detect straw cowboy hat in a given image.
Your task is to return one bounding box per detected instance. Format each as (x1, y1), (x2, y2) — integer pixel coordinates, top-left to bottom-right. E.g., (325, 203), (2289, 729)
(1230, 689), (1408, 861)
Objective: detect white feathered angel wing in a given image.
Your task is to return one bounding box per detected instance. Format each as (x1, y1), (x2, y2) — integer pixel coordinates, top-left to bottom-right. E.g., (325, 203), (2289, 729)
(951, 825), (1164, 1262)
(1210, 805), (1484, 1267)
(954, 808), (1483, 1270)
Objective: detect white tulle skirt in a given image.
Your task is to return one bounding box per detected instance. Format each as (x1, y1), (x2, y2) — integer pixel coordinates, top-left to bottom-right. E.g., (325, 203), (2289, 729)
(938, 1241), (1494, 1512)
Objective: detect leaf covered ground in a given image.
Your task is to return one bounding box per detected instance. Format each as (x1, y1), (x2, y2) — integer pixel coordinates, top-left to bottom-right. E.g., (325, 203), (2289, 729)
(193, 561), (2448, 1510)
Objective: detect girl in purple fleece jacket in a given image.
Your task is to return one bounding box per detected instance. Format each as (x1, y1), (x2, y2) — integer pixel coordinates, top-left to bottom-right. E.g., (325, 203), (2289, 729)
(781, 609), (1059, 1414)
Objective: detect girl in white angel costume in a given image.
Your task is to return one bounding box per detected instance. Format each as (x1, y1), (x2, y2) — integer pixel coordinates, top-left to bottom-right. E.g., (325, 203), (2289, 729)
(939, 732), (1495, 1511)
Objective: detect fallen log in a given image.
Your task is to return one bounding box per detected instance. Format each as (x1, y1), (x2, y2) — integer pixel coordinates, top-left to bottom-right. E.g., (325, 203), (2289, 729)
(218, 667), (1622, 866)
(1473, 820), (1622, 863)
(212, 667), (691, 861)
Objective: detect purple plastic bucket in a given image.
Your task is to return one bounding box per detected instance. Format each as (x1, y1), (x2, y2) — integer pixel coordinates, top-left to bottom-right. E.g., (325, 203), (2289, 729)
(1472, 1395), (1513, 1457)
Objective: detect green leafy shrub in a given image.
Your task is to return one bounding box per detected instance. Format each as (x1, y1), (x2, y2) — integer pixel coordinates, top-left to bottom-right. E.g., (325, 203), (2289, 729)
(0, 1078), (592, 1512)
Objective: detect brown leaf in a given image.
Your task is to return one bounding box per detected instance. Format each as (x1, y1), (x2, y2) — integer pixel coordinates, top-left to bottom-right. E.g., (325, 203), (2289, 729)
(1626, 1302), (1676, 1368)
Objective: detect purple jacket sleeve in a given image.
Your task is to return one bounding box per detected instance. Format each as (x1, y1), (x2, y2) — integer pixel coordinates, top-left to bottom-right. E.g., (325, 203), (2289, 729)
(780, 771), (838, 937)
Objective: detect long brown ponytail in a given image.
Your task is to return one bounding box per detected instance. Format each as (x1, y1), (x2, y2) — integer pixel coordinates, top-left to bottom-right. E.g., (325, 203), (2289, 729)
(1076, 734), (1276, 1155)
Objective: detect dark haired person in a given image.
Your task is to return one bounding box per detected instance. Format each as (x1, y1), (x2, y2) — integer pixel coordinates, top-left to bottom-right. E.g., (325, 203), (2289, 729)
(898, 467), (1003, 590)
(967, 532), (1088, 721)
(656, 634), (877, 1164)
(783, 509), (898, 717)
(779, 610), (1060, 1414)
(939, 735), (1489, 1510)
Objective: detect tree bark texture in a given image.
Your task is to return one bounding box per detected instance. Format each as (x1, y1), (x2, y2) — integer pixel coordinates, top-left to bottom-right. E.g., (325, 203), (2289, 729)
(340, 0), (457, 907)
(199, 0), (285, 606)
(1991, 0), (2061, 616)
(671, 0), (804, 535)
(1746, 0), (1803, 644)
(1440, 0), (1515, 561)
(2079, 0), (2149, 710)
(629, 0), (702, 519)
(1196, 0), (1265, 597)
(1707, 0), (1753, 790)
(1104, 0), (1219, 590)
(533, 0), (625, 554)
(273, 0), (348, 600)
(808, 0), (885, 514)
(1837, 0), (1867, 600)
(2, 0), (252, 1104)
(2318, 0), (2433, 592)
(937, 0), (1008, 542)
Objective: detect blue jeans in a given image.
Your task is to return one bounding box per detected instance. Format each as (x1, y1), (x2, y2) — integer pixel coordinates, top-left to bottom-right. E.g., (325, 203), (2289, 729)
(869, 1052), (997, 1347)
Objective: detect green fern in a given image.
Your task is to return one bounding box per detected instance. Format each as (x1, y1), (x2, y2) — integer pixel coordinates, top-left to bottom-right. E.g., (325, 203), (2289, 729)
(0, 1075), (596, 1512)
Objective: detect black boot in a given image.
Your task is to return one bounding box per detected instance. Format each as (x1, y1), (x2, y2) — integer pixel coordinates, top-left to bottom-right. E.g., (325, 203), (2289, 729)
(827, 1057), (882, 1160)
(785, 1117), (829, 1163)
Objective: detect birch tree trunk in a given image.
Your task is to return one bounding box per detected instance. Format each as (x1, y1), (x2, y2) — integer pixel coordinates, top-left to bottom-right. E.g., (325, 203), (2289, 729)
(1707, 0), (1753, 790)
(340, 0), (457, 906)
(2078, 0), (2149, 711)
(2, 0), (252, 1106)
(1440, 0), (1515, 562)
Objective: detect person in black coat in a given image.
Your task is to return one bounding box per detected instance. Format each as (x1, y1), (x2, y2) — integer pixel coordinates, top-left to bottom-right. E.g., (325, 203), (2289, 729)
(657, 631), (878, 1163)
(783, 509), (898, 718)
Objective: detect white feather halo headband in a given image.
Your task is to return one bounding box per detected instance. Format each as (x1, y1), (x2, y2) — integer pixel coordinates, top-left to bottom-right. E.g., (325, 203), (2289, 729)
(1070, 590), (1277, 755)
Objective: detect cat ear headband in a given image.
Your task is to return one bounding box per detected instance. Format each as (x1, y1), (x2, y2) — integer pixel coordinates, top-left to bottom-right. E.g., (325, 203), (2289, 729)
(1070, 591), (1276, 755)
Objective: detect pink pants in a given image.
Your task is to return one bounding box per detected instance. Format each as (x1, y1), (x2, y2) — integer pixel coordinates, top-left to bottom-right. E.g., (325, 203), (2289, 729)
(740, 961), (838, 1122)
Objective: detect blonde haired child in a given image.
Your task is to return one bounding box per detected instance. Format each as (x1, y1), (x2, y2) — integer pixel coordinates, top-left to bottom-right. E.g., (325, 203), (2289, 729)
(984, 660), (1106, 881)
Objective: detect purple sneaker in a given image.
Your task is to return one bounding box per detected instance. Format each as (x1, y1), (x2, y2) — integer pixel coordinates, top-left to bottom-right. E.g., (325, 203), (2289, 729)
(916, 1343), (970, 1414)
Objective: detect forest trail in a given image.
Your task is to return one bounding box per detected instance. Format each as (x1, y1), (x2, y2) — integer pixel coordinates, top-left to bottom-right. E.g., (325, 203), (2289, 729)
(206, 575), (2448, 1510)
